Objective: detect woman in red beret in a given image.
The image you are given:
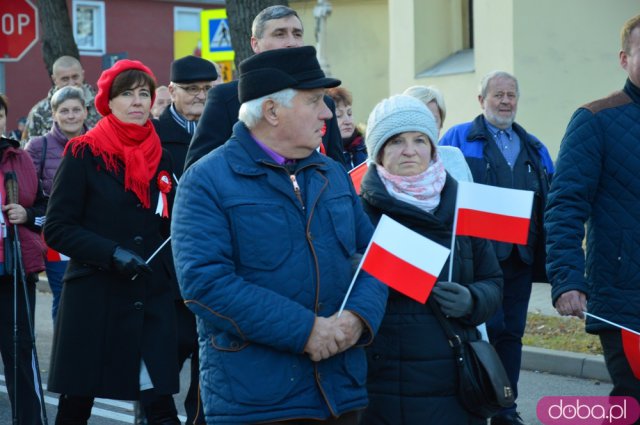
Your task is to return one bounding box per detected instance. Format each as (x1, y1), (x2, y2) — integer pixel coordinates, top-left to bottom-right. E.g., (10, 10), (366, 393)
(44, 60), (180, 424)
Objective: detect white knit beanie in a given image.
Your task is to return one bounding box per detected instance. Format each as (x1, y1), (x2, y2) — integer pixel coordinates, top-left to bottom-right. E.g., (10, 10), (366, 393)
(365, 95), (438, 164)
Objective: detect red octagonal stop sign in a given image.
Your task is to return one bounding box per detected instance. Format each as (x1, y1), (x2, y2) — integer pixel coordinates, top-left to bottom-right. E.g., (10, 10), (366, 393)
(0, 0), (38, 62)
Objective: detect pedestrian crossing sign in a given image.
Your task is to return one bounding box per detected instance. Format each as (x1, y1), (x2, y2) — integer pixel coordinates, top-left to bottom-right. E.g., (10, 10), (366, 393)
(201, 9), (235, 62)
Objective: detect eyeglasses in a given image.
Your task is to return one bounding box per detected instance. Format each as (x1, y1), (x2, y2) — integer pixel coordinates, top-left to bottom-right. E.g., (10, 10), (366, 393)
(175, 84), (212, 96)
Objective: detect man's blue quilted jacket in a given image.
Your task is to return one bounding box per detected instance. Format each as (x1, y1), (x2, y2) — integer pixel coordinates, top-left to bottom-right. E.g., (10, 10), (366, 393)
(545, 79), (640, 333)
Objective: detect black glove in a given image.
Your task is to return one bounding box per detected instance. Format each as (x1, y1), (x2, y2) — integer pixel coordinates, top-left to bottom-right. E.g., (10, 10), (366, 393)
(432, 281), (473, 318)
(112, 246), (152, 278)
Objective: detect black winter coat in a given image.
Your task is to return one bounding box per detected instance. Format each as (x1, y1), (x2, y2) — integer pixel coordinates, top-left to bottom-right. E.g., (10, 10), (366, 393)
(183, 80), (347, 170)
(152, 106), (191, 179)
(359, 165), (503, 425)
(44, 143), (179, 400)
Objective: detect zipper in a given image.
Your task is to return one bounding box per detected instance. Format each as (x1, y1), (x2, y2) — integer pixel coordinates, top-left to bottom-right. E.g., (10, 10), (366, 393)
(289, 173), (305, 211)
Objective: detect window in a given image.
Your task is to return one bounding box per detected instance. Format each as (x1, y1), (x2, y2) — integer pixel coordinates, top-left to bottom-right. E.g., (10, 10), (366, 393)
(73, 0), (105, 56)
(415, 0), (474, 77)
(173, 7), (203, 59)
(174, 7), (202, 33)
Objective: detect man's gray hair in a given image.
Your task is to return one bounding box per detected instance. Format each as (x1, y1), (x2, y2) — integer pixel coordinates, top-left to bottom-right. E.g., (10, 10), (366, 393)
(239, 88), (297, 128)
(252, 5), (301, 38)
(479, 70), (519, 98)
(52, 55), (82, 73)
(51, 86), (86, 112)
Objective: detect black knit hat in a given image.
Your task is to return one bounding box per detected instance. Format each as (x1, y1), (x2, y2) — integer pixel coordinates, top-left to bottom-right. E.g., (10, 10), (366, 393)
(238, 46), (340, 103)
(170, 55), (218, 83)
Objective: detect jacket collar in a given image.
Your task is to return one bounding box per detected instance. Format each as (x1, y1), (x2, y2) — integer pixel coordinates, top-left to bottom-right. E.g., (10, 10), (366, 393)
(624, 78), (640, 104)
(225, 121), (329, 176)
(50, 122), (87, 145)
(0, 137), (20, 150)
(466, 114), (543, 151)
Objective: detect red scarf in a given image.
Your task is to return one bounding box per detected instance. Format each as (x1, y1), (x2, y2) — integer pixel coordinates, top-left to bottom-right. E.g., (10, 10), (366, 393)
(65, 114), (162, 208)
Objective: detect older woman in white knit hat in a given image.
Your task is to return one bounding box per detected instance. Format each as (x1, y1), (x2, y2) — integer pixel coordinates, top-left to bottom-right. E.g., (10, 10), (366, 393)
(359, 95), (503, 425)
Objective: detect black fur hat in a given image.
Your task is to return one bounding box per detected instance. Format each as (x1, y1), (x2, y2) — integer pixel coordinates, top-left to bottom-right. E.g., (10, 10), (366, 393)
(170, 55), (218, 83)
(238, 46), (340, 103)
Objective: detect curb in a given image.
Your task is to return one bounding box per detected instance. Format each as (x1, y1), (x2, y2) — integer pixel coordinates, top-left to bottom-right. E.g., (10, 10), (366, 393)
(522, 345), (610, 382)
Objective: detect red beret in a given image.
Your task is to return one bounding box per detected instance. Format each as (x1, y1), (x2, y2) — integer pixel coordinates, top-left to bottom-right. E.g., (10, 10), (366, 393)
(94, 59), (157, 117)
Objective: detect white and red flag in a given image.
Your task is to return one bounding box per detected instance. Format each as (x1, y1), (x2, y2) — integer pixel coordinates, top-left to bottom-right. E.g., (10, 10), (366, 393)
(360, 214), (450, 303)
(348, 161), (368, 195)
(585, 312), (640, 379)
(622, 330), (640, 379)
(454, 181), (534, 245)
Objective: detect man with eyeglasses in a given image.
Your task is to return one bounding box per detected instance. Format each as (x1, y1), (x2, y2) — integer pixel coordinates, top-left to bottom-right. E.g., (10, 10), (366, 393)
(148, 54), (218, 425)
(153, 55), (219, 178)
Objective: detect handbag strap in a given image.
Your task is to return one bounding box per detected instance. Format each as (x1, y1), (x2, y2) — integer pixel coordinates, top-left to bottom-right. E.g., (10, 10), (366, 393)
(39, 135), (48, 180)
(429, 299), (464, 350)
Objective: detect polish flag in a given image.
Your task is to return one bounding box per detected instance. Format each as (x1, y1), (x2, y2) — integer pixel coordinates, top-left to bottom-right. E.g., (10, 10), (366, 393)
(349, 162), (368, 194)
(455, 181), (534, 245)
(362, 215), (450, 303)
(622, 329), (640, 379)
(46, 247), (70, 262)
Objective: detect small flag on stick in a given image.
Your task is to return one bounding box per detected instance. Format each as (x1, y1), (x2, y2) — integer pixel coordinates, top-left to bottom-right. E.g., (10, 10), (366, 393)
(349, 162), (368, 194)
(455, 181), (534, 245)
(622, 330), (640, 379)
(584, 312), (640, 379)
(361, 215), (450, 303)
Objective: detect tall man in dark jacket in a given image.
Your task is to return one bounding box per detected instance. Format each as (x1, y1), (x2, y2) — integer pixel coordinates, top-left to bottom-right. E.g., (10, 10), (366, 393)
(440, 71), (554, 425)
(150, 55), (218, 425)
(183, 5), (346, 170)
(546, 14), (640, 404)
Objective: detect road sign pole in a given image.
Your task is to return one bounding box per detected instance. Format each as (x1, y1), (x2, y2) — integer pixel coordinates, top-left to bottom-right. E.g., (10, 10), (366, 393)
(0, 63), (5, 96)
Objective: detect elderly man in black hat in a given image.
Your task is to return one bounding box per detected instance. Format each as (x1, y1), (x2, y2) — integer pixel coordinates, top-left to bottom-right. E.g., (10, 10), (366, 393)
(171, 46), (388, 424)
(153, 55), (218, 177)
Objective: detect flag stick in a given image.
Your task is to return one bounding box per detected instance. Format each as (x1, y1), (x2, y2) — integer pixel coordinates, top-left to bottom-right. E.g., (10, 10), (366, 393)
(584, 312), (640, 336)
(337, 219), (381, 317)
(448, 192), (461, 282)
(145, 236), (171, 264)
(131, 236), (172, 281)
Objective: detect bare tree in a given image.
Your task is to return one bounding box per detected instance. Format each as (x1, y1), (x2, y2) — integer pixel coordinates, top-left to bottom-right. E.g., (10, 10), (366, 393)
(38, 0), (80, 75)
(226, 0), (289, 68)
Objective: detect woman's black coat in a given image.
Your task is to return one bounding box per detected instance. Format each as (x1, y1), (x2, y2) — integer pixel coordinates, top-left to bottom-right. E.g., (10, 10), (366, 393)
(44, 143), (179, 400)
(359, 165), (503, 425)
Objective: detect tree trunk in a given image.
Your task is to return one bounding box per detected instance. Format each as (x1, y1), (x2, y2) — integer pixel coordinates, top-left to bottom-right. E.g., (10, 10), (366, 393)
(226, 0), (289, 69)
(38, 0), (80, 75)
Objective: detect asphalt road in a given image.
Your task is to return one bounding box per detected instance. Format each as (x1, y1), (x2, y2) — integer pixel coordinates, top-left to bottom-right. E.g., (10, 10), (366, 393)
(0, 291), (614, 425)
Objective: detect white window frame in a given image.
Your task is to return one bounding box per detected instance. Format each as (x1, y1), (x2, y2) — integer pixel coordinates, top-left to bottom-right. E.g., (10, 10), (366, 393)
(174, 6), (202, 32)
(72, 0), (106, 56)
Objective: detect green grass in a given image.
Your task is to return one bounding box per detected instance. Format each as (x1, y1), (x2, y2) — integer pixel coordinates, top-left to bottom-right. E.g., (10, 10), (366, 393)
(523, 312), (603, 355)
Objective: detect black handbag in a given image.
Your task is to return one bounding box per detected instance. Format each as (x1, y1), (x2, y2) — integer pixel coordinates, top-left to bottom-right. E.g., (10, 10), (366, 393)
(430, 300), (515, 418)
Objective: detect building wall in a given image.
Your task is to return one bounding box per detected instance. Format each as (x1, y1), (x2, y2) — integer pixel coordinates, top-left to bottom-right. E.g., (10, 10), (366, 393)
(389, 0), (638, 158)
(4, 0), (215, 128)
(292, 0), (389, 129)
(512, 0), (635, 157)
